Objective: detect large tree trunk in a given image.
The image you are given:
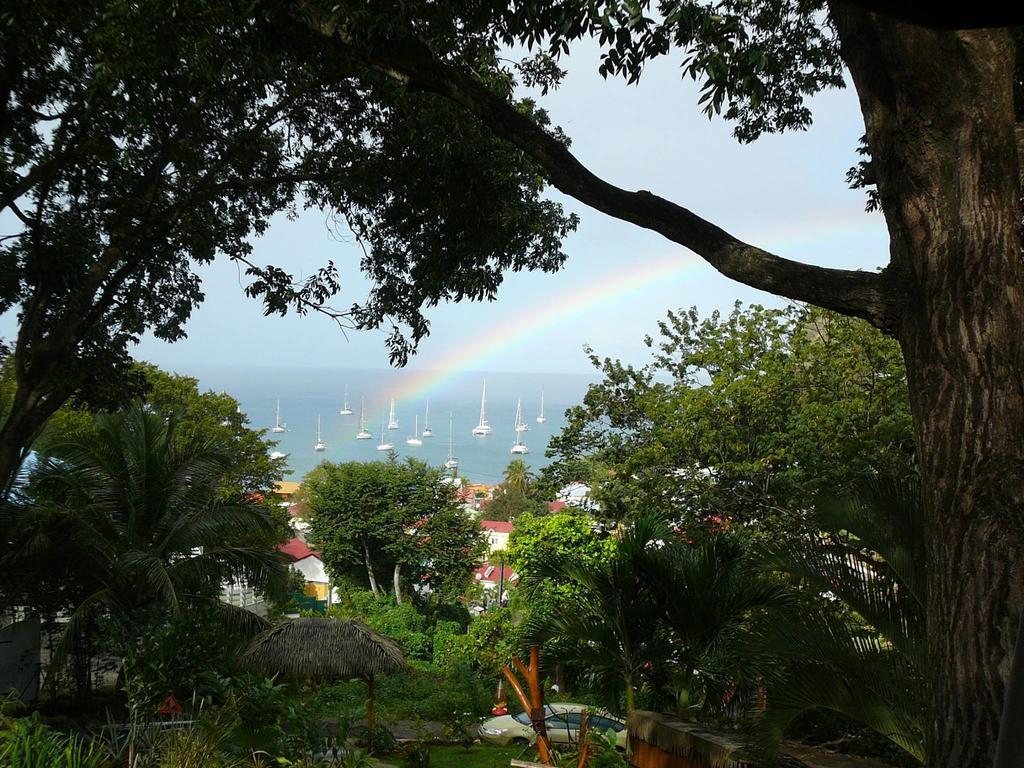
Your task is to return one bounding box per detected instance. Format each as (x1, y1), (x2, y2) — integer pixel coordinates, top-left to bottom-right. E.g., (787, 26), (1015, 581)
(833, 10), (1024, 766)
(0, 380), (64, 496)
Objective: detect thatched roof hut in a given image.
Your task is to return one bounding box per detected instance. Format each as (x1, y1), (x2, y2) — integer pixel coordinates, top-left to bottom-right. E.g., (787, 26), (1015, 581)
(242, 617), (406, 737)
(243, 617), (406, 681)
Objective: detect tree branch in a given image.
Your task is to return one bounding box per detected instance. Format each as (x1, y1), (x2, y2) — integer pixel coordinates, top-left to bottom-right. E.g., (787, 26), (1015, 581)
(297, 9), (901, 330)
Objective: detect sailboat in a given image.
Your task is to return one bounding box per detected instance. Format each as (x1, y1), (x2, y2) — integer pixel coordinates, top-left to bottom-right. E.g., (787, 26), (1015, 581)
(445, 413), (458, 470)
(376, 416), (393, 451)
(515, 398), (528, 432)
(387, 398), (399, 430)
(472, 381), (493, 435)
(314, 415), (326, 452)
(355, 397), (372, 440)
(272, 399), (287, 433)
(339, 385), (354, 416)
(511, 401), (529, 454)
(406, 415), (423, 447)
(536, 388), (547, 424)
(421, 402), (433, 438)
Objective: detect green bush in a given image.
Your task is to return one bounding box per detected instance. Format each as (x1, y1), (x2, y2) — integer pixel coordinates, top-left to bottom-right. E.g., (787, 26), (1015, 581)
(335, 592), (434, 660)
(0, 715), (110, 768)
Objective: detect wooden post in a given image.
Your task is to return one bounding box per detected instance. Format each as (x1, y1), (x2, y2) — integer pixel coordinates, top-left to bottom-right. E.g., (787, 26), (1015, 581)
(366, 676), (376, 741)
(502, 645), (552, 765)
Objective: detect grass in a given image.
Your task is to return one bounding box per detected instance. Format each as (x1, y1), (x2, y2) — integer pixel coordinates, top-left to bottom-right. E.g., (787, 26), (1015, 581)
(421, 744), (529, 768)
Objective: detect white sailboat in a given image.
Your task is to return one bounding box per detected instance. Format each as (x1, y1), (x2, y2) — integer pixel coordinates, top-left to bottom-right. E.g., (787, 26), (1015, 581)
(355, 397), (372, 440)
(314, 415), (326, 452)
(511, 400), (529, 454)
(272, 399), (287, 433)
(387, 398), (399, 430)
(421, 402), (433, 438)
(406, 415), (423, 447)
(269, 450), (288, 461)
(339, 385), (354, 416)
(445, 413), (458, 470)
(472, 381), (493, 435)
(515, 397), (528, 432)
(376, 416), (393, 451)
(536, 388), (547, 424)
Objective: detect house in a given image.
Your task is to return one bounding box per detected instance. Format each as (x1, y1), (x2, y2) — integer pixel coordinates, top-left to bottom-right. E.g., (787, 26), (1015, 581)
(473, 563), (518, 593)
(480, 520), (513, 555)
(287, 499), (310, 537)
(274, 481), (301, 506)
(557, 482), (598, 510)
(279, 538), (331, 602)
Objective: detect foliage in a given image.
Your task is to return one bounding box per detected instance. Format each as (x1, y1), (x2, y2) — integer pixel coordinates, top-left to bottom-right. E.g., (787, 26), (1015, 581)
(0, 715), (109, 768)
(523, 514), (791, 716)
(0, 405), (287, 691)
(502, 460), (536, 498)
(38, 363), (284, 498)
(482, 486), (542, 522)
(463, 607), (525, 677)
(0, 0), (577, 491)
(304, 459), (487, 603)
(331, 592), (433, 661)
(545, 303), (914, 540)
(751, 479), (926, 762)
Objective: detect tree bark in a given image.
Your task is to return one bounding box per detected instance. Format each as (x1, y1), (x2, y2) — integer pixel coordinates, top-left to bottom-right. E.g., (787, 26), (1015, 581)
(363, 541), (380, 596)
(830, 9), (1024, 766)
(393, 562), (403, 604)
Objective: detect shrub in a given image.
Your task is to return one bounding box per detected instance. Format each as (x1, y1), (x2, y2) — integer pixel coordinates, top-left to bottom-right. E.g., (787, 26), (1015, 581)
(0, 715), (110, 768)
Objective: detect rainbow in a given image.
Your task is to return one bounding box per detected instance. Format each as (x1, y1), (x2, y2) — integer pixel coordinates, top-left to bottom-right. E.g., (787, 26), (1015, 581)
(388, 209), (886, 402)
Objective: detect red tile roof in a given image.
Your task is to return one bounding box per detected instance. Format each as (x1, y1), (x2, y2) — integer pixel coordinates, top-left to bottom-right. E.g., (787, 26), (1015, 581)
(278, 538), (321, 561)
(480, 520), (513, 533)
(547, 501), (567, 512)
(474, 563), (518, 583)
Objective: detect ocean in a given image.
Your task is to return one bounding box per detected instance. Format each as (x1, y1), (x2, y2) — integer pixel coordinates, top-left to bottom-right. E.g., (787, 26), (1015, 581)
(182, 366), (596, 486)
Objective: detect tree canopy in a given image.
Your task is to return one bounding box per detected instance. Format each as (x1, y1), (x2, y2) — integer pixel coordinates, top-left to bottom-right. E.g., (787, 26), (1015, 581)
(544, 303), (915, 538)
(303, 458), (487, 604)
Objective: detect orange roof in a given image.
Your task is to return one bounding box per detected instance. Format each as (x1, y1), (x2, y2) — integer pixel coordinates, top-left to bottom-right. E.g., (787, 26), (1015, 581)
(275, 481), (301, 497)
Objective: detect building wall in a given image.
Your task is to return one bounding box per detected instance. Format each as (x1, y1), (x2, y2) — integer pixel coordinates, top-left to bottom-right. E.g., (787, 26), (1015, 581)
(291, 555), (329, 585)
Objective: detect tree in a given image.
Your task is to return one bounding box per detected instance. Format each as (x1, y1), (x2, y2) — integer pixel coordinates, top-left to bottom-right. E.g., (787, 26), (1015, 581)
(0, 0), (574, 492)
(545, 303), (915, 539)
(0, 405), (287, 687)
(524, 516), (672, 713)
(755, 478), (927, 763)
(4, 4), (1022, 761)
(503, 459), (536, 498)
(37, 362), (284, 498)
(303, 458), (486, 604)
(483, 459), (545, 521)
(278, 9), (1021, 764)
(523, 514), (790, 716)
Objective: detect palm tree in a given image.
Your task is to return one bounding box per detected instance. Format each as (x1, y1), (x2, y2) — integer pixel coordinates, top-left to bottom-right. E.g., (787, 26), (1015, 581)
(503, 459), (535, 497)
(0, 405), (288, 676)
(524, 515), (671, 713)
(647, 533), (793, 718)
(753, 478), (926, 762)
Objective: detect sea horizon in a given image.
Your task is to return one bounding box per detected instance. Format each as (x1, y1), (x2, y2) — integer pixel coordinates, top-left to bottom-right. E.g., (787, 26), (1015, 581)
(170, 363), (597, 486)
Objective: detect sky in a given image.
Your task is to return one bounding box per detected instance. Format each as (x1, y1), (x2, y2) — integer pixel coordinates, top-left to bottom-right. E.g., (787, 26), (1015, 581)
(2, 38), (890, 379)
